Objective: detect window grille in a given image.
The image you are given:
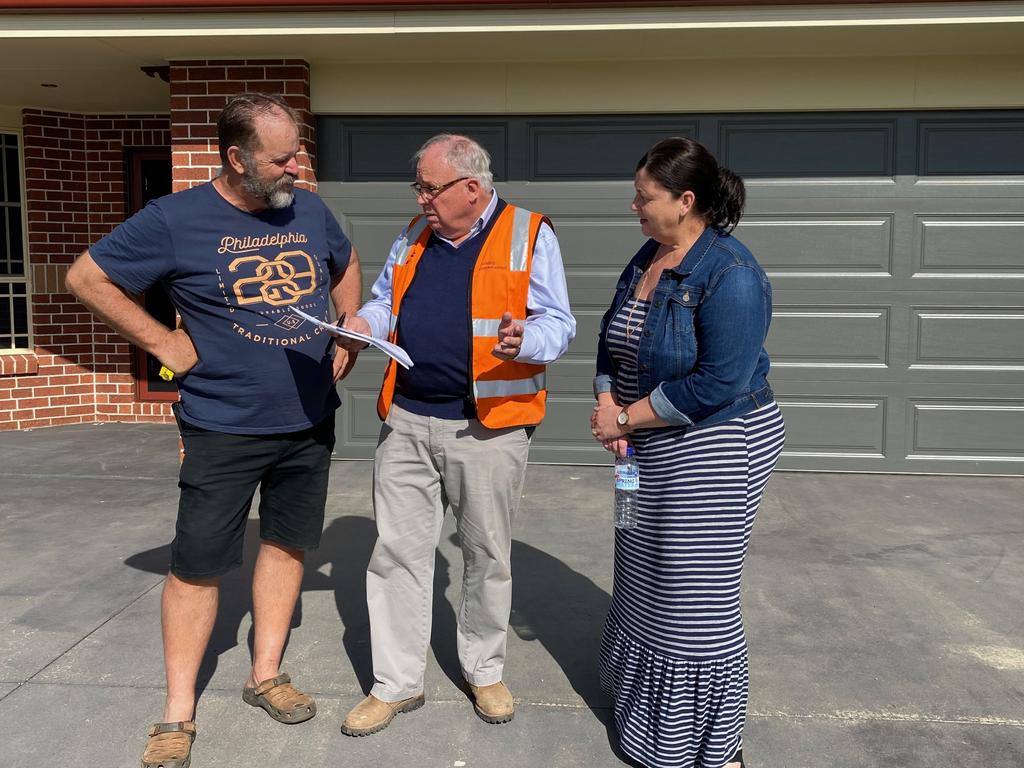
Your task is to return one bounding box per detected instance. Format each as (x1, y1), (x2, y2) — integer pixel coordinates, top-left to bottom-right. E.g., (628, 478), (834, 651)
(0, 131), (29, 351)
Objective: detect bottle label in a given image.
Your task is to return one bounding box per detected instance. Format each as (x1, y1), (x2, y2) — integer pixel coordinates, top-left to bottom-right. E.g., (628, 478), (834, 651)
(615, 466), (639, 491)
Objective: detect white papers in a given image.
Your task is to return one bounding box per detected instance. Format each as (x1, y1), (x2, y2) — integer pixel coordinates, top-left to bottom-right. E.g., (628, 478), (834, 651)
(291, 307), (413, 369)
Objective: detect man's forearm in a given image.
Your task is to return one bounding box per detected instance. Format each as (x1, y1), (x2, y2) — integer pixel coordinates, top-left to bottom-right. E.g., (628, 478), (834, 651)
(66, 251), (171, 356)
(331, 247), (363, 317)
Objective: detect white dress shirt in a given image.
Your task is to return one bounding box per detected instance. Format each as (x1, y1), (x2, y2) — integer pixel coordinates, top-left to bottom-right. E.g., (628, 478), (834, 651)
(357, 191), (576, 365)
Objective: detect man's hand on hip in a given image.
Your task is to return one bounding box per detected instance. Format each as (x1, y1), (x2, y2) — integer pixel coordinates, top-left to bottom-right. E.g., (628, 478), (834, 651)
(156, 328), (199, 377)
(492, 312), (523, 360)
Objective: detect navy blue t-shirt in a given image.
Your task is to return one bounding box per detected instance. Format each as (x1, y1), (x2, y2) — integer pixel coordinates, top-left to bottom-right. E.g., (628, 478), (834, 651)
(90, 182), (351, 434)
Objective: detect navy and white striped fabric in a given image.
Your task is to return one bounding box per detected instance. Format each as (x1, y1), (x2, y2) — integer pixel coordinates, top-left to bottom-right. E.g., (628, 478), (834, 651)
(599, 299), (785, 768)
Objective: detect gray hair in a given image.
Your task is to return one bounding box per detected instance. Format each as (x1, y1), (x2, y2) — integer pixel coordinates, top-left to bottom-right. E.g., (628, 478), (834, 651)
(414, 134), (494, 193)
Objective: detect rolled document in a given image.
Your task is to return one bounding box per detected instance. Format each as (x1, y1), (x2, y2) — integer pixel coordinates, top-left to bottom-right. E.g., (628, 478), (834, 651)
(291, 307), (413, 369)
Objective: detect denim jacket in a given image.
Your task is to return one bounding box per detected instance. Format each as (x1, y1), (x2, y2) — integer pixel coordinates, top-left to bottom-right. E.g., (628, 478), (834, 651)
(594, 227), (775, 429)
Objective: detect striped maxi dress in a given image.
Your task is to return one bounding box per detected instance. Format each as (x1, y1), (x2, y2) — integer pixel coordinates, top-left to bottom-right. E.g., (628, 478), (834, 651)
(599, 298), (786, 768)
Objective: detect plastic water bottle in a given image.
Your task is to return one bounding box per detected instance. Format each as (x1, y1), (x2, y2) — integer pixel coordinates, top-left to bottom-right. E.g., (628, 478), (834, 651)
(614, 446), (639, 530)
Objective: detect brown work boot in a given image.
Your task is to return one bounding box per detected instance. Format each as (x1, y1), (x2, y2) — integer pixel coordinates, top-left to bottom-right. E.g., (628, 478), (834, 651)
(468, 681), (514, 724)
(340, 693), (425, 736)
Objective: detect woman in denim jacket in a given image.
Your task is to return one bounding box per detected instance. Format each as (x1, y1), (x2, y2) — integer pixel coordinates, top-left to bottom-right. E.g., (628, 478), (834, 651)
(590, 138), (785, 768)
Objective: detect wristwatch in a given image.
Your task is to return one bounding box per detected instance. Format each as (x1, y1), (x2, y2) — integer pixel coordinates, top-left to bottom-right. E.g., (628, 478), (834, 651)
(616, 406), (631, 433)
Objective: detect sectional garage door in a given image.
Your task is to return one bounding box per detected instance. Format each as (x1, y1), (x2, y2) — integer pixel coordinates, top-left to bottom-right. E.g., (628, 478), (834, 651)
(317, 111), (1024, 475)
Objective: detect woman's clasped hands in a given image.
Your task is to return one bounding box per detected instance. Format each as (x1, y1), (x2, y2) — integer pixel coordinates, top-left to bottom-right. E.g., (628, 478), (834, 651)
(591, 403), (631, 458)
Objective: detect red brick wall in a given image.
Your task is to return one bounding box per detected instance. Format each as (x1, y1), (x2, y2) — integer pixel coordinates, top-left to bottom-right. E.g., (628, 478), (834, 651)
(1, 111), (172, 430)
(1, 59), (314, 432)
(169, 59), (316, 192)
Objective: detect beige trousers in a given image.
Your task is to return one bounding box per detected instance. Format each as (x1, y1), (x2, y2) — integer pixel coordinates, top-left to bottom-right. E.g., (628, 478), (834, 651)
(367, 404), (532, 702)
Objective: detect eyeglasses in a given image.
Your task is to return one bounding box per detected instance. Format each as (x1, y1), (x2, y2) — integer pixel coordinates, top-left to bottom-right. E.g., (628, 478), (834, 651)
(410, 176), (469, 199)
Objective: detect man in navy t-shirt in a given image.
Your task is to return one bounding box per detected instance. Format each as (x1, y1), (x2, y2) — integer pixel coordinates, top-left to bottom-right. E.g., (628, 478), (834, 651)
(66, 93), (361, 767)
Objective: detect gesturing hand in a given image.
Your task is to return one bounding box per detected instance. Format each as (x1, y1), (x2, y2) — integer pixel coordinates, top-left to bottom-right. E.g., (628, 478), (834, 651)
(492, 312), (524, 360)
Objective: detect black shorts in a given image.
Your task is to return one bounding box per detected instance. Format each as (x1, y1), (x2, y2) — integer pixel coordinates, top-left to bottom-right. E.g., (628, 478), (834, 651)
(170, 409), (336, 579)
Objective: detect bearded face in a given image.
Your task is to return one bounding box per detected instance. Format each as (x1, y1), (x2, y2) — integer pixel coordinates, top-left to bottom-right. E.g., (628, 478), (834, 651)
(240, 152), (297, 210)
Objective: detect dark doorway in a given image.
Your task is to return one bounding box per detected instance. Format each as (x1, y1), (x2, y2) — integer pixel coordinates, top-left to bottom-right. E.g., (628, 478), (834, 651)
(127, 149), (176, 401)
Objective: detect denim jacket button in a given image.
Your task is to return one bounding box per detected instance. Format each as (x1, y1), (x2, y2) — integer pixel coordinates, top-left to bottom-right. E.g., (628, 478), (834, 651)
(683, 291), (690, 302)
(644, 330), (651, 337)
(654, 300), (662, 308)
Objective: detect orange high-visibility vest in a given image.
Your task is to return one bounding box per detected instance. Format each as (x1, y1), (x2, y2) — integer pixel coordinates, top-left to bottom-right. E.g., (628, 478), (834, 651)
(376, 204), (548, 429)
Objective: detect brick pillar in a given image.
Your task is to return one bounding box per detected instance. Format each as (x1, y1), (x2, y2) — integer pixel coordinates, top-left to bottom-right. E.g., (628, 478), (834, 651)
(169, 59), (315, 193)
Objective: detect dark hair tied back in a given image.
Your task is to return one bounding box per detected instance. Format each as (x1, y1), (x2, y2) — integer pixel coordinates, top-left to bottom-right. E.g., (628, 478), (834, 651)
(636, 137), (746, 233)
(711, 166), (746, 233)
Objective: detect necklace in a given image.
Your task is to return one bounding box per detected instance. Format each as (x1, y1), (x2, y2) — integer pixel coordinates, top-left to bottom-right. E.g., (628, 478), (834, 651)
(624, 265), (653, 341)
(624, 236), (700, 339)
(624, 244), (687, 340)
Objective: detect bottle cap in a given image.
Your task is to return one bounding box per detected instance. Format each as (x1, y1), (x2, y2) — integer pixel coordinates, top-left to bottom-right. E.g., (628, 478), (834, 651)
(625, 446), (634, 457)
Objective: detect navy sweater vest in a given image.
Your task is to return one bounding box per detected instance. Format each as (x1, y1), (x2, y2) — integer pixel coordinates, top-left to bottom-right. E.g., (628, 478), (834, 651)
(394, 198), (509, 420)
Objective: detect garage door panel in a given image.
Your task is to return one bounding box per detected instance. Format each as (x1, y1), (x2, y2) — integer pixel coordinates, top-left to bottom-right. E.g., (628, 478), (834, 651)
(735, 214), (893, 275)
(744, 181), (902, 200)
(570, 294), (618, 317)
(915, 215), (1024, 277)
(342, 214), (418, 263)
(544, 216), (645, 268)
(768, 305), (890, 369)
(918, 119), (1024, 177)
(530, 393), (604, 464)
(338, 385), (384, 448)
(775, 395), (887, 459)
(911, 308), (1024, 370)
(719, 118), (896, 180)
(527, 120), (698, 181)
(908, 398), (1024, 462)
(770, 378), (907, 472)
(333, 356), (386, 459)
(320, 182), (420, 204)
(564, 308), (603, 361)
(543, 356), (594, 381)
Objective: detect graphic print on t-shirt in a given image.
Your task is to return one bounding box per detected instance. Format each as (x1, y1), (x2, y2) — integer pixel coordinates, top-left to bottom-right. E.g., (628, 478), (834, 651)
(216, 230), (330, 348)
(87, 184), (352, 432)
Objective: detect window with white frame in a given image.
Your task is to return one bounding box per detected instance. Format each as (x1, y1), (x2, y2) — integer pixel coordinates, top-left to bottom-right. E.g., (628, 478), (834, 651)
(1, 131), (29, 350)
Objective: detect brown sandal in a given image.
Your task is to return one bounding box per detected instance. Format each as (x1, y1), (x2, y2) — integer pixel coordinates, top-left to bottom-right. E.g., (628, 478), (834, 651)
(141, 721), (196, 768)
(242, 673), (317, 724)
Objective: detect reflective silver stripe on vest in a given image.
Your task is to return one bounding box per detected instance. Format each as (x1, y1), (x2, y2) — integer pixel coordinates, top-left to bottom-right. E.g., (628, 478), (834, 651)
(472, 318), (525, 337)
(474, 372), (546, 400)
(389, 314), (399, 335)
(509, 207), (532, 272)
(396, 217), (430, 266)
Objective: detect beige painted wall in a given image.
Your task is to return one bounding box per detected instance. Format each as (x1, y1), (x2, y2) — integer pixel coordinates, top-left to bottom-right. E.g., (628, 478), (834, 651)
(312, 54), (1024, 114)
(0, 105), (22, 130)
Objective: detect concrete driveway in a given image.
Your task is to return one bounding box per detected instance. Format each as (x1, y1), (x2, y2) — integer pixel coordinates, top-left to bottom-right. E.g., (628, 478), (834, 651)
(1, 422), (1022, 767)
